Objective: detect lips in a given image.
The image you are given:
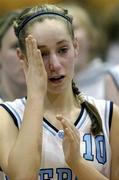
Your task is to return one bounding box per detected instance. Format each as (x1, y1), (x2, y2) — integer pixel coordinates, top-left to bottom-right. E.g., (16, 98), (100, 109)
(49, 75), (65, 83)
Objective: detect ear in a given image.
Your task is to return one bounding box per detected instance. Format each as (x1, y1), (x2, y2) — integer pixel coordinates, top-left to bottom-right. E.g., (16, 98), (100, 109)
(16, 47), (26, 61)
(16, 47), (28, 77)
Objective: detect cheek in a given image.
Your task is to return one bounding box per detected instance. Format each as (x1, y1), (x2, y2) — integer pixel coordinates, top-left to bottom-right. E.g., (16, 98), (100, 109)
(66, 52), (75, 71)
(3, 48), (17, 61)
(2, 50), (20, 70)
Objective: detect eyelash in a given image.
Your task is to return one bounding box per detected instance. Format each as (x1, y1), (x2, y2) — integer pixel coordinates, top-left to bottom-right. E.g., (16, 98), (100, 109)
(41, 47), (69, 60)
(58, 47), (69, 54)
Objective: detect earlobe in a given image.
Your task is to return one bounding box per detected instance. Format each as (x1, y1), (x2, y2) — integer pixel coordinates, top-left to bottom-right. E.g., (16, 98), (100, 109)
(16, 48), (25, 61)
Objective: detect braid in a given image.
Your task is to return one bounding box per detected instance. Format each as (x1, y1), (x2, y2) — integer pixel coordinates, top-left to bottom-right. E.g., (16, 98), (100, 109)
(72, 81), (102, 135)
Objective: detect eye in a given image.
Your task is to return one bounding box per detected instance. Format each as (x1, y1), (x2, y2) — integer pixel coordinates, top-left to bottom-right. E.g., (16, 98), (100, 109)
(41, 51), (49, 60)
(10, 42), (19, 49)
(58, 47), (69, 54)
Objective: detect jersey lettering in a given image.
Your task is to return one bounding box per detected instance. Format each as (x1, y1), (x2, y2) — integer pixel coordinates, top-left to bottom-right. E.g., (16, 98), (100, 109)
(40, 168), (53, 179)
(56, 168), (72, 180)
(39, 168), (72, 180)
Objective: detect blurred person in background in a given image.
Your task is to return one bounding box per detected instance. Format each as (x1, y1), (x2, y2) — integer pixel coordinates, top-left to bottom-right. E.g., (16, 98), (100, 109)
(102, 6), (119, 105)
(59, 2), (107, 99)
(105, 65), (119, 105)
(0, 11), (26, 101)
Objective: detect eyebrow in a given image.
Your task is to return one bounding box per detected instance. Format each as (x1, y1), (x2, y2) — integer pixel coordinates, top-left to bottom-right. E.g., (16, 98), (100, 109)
(38, 40), (69, 49)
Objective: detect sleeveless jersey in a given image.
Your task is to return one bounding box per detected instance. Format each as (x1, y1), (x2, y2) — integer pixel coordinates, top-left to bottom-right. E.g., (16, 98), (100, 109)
(0, 96), (113, 180)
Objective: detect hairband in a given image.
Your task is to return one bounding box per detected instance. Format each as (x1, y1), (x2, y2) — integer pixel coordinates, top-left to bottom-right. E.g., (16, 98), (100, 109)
(17, 11), (72, 37)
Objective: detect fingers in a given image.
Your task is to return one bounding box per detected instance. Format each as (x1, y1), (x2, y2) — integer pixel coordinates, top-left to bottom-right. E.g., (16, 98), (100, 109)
(64, 127), (74, 142)
(56, 114), (80, 142)
(25, 35), (45, 70)
(25, 35), (40, 62)
(26, 35), (33, 63)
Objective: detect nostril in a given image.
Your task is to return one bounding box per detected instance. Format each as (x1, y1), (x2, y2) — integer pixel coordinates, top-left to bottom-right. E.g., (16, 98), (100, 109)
(49, 59), (61, 71)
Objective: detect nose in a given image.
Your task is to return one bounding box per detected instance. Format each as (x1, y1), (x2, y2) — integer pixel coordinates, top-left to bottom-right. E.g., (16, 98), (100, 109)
(49, 54), (62, 71)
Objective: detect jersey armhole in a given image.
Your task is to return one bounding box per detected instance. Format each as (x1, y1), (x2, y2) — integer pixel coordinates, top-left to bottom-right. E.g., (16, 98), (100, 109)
(0, 104), (19, 129)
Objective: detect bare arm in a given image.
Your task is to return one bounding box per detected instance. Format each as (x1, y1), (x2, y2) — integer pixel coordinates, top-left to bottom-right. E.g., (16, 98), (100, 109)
(56, 115), (108, 180)
(8, 36), (47, 179)
(110, 104), (119, 180)
(0, 35), (47, 180)
(0, 97), (45, 180)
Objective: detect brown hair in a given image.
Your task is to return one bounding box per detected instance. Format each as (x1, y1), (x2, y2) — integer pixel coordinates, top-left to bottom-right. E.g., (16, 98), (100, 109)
(0, 11), (20, 48)
(13, 4), (74, 54)
(72, 81), (102, 135)
(13, 4), (102, 135)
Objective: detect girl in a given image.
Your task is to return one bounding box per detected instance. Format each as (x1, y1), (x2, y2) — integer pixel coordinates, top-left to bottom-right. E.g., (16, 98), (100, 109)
(0, 4), (119, 180)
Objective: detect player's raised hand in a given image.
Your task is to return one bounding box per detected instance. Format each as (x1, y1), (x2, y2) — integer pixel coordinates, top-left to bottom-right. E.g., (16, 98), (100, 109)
(56, 114), (81, 169)
(23, 35), (47, 98)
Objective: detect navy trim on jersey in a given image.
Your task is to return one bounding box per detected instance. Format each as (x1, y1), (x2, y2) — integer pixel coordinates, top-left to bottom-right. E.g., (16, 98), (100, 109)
(0, 104), (19, 129)
(74, 104), (84, 126)
(43, 105), (84, 133)
(109, 101), (113, 130)
(43, 118), (59, 133)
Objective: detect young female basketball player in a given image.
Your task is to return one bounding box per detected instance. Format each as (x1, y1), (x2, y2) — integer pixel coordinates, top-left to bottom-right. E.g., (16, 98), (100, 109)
(0, 4), (119, 180)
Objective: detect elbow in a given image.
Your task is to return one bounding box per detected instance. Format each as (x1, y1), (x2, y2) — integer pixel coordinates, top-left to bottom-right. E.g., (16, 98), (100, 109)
(7, 173), (38, 180)
(7, 154), (40, 180)
(7, 161), (39, 180)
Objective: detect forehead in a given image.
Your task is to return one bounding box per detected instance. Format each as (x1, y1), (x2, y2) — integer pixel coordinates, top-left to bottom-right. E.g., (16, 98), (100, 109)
(28, 19), (72, 45)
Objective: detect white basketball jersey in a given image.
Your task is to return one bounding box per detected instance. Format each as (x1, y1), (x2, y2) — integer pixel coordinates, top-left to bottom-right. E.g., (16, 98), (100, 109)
(0, 96), (113, 180)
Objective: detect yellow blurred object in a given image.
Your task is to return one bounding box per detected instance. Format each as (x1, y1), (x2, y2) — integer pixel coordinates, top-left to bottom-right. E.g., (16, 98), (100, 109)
(0, 0), (63, 14)
(83, 0), (119, 14)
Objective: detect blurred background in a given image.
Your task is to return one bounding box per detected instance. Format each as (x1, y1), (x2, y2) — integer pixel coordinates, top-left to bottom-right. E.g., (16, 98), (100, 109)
(1, 0), (119, 104)
(1, 0), (119, 60)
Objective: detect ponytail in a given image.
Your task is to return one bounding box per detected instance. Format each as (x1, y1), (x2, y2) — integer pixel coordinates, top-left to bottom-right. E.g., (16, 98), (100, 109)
(72, 81), (102, 135)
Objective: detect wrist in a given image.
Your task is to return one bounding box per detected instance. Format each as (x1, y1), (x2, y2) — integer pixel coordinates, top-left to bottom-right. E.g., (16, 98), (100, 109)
(27, 92), (46, 100)
(70, 157), (84, 174)
(26, 94), (45, 105)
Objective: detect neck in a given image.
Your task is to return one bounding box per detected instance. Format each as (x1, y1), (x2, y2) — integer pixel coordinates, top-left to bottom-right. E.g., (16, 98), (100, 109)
(44, 86), (79, 116)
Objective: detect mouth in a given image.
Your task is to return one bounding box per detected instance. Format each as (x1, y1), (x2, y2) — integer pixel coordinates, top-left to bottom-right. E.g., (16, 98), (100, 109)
(48, 75), (65, 83)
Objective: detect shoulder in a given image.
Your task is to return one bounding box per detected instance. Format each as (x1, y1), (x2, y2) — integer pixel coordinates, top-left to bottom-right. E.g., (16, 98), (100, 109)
(85, 95), (112, 111)
(0, 97), (26, 128)
(0, 97), (26, 132)
(110, 104), (119, 179)
(0, 103), (19, 173)
(110, 104), (119, 133)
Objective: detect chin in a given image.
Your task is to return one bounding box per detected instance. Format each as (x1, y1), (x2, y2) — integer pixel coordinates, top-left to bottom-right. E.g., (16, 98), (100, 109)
(47, 86), (66, 95)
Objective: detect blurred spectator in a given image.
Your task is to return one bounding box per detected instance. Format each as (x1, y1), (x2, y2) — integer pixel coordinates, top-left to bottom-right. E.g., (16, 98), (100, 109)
(0, 11), (26, 101)
(102, 6), (119, 105)
(105, 65), (119, 105)
(59, 2), (107, 99)
(104, 6), (119, 65)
